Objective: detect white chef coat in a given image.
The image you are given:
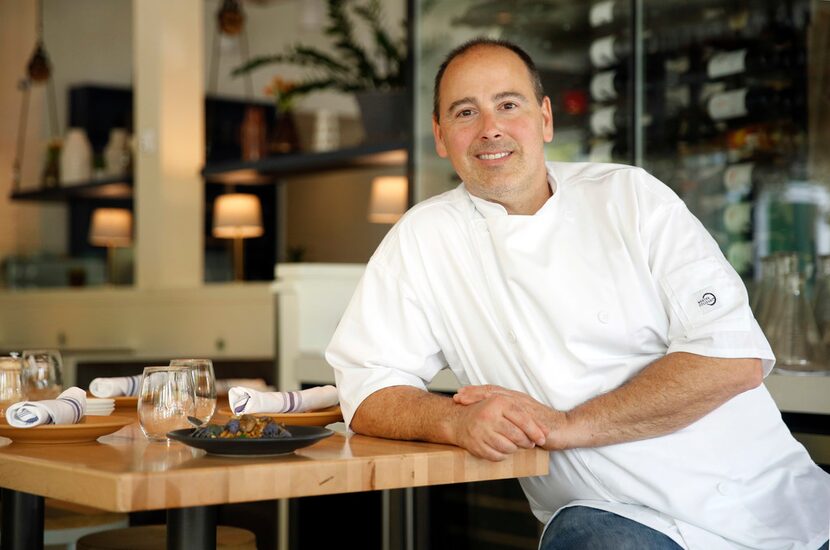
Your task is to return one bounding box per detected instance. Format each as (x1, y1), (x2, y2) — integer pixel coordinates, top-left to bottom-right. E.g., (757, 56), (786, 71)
(326, 161), (830, 550)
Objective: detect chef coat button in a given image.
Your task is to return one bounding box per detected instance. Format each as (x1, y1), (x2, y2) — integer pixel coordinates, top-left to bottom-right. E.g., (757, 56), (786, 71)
(716, 482), (732, 496)
(507, 330), (517, 343)
(597, 311), (610, 324)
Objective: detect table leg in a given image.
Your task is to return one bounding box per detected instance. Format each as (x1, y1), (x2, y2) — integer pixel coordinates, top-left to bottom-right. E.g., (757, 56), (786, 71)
(1, 489), (44, 550)
(167, 505), (217, 550)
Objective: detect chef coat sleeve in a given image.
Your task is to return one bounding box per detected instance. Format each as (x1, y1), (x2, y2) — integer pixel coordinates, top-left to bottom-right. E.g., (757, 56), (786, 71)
(642, 180), (775, 376)
(326, 258), (447, 428)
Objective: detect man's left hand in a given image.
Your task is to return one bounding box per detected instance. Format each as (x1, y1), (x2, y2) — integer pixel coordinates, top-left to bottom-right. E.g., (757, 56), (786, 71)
(453, 385), (569, 450)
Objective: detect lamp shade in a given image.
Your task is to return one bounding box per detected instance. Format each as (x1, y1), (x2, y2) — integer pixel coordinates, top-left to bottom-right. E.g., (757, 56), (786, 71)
(89, 208), (132, 247)
(213, 193), (264, 238)
(368, 176), (408, 224)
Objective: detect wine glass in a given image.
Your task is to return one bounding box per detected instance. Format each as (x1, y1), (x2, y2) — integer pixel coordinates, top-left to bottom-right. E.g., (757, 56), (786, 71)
(21, 349), (63, 400)
(0, 356), (26, 415)
(137, 366), (196, 442)
(169, 359), (217, 424)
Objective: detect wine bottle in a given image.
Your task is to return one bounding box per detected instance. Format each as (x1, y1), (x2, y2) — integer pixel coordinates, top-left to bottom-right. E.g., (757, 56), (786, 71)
(589, 35), (630, 69)
(590, 0), (745, 30)
(590, 70), (624, 102)
(706, 46), (805, 80)
(706, 87), (781, 121)
(723, 161), (790, 194)
(723, 201), (752, 234)
(589, 1), (627, 29)
(589, 105), (652, 137)
(589, 61), (668, 101)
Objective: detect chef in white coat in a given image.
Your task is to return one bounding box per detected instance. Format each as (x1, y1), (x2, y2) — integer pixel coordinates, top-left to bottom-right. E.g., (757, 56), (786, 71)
(326, 38), (830, 550)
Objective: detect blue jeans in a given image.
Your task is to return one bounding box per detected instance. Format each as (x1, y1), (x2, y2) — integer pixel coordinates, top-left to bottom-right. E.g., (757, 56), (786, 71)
(541, 506), (830, 550)
(540, 506), (682, 550)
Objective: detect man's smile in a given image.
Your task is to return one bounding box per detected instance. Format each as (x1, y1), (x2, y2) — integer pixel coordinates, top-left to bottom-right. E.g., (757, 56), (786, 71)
(475, 151), (512, 160)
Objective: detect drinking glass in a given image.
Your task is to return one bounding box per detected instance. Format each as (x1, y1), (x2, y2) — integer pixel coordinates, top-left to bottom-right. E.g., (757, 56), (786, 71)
(137, 366), (196, 442)
(0, 356), (25, 415)
(21, 349), (63, 400)
(169, 359), (217, 424)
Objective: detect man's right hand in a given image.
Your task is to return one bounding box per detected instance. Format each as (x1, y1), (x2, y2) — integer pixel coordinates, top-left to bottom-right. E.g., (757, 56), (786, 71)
(349, 385), (549, 463)
(448, 393), (549, 461)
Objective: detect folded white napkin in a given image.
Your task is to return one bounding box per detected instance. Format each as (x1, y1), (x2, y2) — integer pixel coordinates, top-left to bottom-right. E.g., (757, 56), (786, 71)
(215, 378), (269, 396)
(228, 385), (339, 415)
(86, 398), (114, 416)
(5, 387), (87, 428)
(89, 375), (141, 397)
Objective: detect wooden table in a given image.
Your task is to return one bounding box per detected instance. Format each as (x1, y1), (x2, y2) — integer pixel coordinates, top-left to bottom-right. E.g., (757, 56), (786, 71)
(0, 420), (549, 550)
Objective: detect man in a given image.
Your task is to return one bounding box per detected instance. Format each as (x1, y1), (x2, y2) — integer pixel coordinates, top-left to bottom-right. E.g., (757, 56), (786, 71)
(326, 38), (830, 549)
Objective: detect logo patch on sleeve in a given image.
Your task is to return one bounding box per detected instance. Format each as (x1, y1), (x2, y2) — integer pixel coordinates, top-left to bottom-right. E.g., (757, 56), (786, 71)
(695, 286), (721, 311)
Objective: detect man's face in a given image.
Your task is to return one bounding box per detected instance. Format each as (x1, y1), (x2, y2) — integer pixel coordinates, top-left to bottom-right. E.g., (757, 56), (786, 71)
(432, 45), (553, 204)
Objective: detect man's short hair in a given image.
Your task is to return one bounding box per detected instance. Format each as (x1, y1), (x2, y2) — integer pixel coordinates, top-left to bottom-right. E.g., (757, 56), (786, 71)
(433, 38), (545, 121)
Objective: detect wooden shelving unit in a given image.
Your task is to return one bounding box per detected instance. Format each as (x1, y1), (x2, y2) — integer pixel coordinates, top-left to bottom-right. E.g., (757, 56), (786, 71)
(10, 175), (133, 202)
(201, 141), (408, 184)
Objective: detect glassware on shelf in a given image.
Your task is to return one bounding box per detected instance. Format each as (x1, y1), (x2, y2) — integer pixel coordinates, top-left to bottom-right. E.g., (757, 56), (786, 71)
(103, 128), (131, 177)
(751, 255), (776, 318)
(767, 259), (829, 375)
(60, 128), (92, 185)
(758, 252), (796, 337)
(812, 255), (830, 348)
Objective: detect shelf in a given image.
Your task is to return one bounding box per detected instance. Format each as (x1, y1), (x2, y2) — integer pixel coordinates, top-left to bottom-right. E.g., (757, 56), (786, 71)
(201, 141), (408, 184)
(10, 175), (133, 202)
(10, 142), (408, 202)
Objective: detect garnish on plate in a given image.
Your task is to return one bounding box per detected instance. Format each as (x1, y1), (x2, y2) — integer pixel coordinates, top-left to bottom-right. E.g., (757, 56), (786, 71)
(192, 415), (292, 439)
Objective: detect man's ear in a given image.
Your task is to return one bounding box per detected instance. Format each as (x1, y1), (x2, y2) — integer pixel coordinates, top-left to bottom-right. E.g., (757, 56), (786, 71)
(542, 96), (554, 143)
(432, 117), (448, 158)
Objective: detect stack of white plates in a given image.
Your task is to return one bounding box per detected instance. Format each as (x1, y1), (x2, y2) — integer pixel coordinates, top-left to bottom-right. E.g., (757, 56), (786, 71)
(86, 398), (115, 416)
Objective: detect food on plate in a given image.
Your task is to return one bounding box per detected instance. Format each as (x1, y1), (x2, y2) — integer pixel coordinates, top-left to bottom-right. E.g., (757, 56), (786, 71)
(191, 415), (292, 439)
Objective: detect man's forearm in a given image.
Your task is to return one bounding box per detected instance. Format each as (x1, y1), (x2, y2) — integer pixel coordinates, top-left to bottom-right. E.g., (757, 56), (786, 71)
(350, 386), (459, 444)
(351, 385), (550, 461)
(556, 352), (763, 449)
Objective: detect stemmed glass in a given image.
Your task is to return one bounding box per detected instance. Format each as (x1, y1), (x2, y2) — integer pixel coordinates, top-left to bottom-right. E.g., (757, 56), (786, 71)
(21, 349), (63, 400)
(169, 359), (217, 424)
(137, 366), (196, 442)
(0, 356), (26, 416)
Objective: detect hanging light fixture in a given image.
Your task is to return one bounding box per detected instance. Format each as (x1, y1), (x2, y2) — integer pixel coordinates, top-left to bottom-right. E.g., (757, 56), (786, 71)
(217, 0), (245, 36)
(12, 0), (60, 193)
(207, 0), (255, 160)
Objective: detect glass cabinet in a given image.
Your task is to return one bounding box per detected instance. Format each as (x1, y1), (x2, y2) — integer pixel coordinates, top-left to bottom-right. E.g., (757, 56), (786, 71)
(413, 0), (830, 376)
(414, 0), (827, 273)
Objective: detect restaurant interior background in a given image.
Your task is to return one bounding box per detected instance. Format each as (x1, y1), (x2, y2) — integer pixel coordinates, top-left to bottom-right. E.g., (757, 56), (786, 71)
(0, 0), (829, 549)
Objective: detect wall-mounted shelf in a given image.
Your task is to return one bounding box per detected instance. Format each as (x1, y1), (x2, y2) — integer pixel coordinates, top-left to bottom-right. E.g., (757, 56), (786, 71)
(201, 141), (408, 184)
(10, 142), (407, 203)
(10, 175), (133, 202)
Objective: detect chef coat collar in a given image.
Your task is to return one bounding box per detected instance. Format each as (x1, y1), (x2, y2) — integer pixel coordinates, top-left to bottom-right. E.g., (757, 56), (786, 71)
(464, 164), (560, 219)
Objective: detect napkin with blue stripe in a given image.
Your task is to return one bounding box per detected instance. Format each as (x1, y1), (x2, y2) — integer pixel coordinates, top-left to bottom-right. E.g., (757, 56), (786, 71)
(5, 387), (87, 427)
(89, 375), (141, 397)
(228, 385), (338, 415)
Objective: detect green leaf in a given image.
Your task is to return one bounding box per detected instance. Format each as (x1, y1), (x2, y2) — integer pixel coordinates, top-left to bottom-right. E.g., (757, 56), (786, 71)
(230, 0), (405, 92)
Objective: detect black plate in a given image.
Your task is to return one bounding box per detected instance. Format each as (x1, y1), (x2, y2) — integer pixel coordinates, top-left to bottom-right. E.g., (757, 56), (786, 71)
(167, 425), (333, 457)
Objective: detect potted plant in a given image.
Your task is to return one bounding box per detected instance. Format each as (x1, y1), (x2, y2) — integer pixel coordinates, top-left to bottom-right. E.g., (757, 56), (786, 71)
(233, 0), (408, 144)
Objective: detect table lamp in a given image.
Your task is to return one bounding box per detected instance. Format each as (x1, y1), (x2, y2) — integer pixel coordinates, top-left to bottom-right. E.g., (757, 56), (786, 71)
(89, 208), (132, 284)
(212, 193), (263, 281)
(368, 176), (407, 224)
